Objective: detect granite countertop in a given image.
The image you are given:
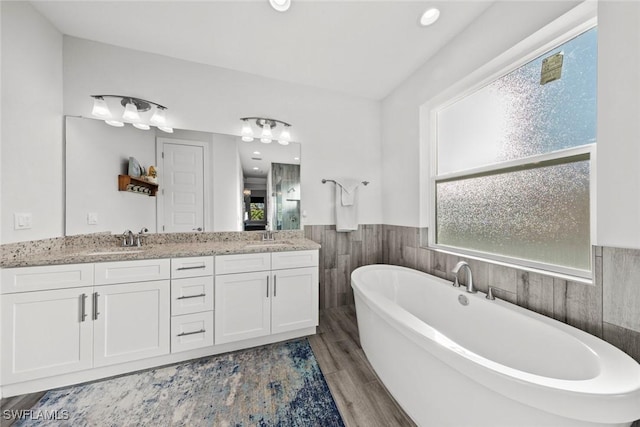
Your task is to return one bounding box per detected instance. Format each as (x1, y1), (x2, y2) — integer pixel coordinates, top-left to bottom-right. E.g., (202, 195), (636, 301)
(0, 231), (320, 268)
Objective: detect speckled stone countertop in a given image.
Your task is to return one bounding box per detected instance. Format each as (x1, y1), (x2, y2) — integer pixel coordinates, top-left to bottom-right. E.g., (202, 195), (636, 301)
(0, 231), (320, 268)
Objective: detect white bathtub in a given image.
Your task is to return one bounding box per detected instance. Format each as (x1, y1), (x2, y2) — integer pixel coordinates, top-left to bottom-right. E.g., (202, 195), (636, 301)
(352, 265), (640, 427)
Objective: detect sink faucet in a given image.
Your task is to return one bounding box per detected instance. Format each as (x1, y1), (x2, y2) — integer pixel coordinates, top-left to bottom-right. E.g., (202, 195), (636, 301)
(122, 230), (135, 247)
(136, 227), (148, 247)
(452, 261), (476, 294)
(263, 222), (274, 241)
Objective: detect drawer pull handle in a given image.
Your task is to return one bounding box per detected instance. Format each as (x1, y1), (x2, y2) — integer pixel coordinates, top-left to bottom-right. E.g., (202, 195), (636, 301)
(92, 292), (100, 320)
(177, 293), (206, 300)
(177, 329), (206, 337)
(176, 265), (206, 271)
(80, 293), (87, 322)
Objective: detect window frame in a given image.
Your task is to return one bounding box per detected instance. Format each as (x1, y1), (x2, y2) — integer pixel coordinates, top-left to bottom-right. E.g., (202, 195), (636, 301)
(420, 3), (597, 281)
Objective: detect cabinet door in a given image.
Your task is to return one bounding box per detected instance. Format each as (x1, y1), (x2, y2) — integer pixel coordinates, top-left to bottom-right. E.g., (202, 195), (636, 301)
(93, 280), (170, 367)
(271, 267), (319, 334)
(1, 287), (94, 384)
(214, 272), (270, 344)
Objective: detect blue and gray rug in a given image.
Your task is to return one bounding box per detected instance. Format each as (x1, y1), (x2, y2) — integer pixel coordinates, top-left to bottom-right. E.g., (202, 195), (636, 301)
(16, 339), (344, 427)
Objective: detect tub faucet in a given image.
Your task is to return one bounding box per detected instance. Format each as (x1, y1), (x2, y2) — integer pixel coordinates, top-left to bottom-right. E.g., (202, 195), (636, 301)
(452, 261), (476, 294)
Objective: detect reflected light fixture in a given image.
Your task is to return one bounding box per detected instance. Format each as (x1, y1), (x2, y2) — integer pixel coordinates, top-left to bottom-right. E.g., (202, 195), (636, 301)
(243, 188), (252, 197)
(420, 8), (440, 26)
(239, 117), (292, 145)
(269, 0), (291, 12)
(90, 95), (174, 133)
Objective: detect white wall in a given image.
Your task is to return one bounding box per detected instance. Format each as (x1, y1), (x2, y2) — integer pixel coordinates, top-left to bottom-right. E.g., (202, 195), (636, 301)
(62, 36), (382, 231)
(211, 133), (243, 231)
(595, 1), (640, 249)
(381, 1), (581, 228)
(65, 117), (156, 235)
(1, 1), (63, 243)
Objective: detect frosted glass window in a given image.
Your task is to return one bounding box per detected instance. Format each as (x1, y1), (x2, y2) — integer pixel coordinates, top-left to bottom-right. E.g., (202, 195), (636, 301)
(436, 160), (590, 271)
(437, 27), (597, 174)
(432, 26), (596, 275)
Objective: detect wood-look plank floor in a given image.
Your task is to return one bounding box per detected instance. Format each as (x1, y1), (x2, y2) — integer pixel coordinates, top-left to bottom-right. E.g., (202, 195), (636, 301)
(0, 305), (414, 427)
(308, 305), (416, 427)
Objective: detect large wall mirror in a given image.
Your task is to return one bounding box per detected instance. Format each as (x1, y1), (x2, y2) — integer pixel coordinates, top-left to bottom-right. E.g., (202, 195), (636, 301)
(65, 117), (301, 235)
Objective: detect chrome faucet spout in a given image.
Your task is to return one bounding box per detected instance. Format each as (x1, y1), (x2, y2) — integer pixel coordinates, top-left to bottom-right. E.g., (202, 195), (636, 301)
(122, 229), (135, 247)
(452, 261), (476, 294)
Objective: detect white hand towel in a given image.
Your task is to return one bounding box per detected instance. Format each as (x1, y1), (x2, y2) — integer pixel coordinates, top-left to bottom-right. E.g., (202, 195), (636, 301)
(335, 179), (360, 206)
(335, 179), (360, 232)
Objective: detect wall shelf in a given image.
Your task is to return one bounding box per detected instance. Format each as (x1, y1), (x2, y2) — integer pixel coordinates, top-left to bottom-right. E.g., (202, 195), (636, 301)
(118, 175), (158, 197)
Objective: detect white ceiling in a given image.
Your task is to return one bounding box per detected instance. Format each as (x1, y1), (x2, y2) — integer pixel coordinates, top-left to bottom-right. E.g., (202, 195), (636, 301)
(31, 0), (494, 100)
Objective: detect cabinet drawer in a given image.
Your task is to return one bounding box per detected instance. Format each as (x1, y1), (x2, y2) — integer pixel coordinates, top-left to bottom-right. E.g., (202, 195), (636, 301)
(171, 311), (214, 353)
(215, 253), (271, 275)
(271, 250), (319, 270)
(171, 256), (214, 279)
(171, 276), (214, 316)
(95, 259), (170, 285)
(1, 263), (94, 294)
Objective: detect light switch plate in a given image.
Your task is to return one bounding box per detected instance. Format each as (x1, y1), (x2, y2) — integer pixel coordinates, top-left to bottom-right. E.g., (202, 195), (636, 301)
(14, 213), (32, 230)
(87, 212), (99, 225)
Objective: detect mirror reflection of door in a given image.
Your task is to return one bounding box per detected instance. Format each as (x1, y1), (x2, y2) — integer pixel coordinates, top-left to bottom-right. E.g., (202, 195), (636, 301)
(158, 140), (205, 233)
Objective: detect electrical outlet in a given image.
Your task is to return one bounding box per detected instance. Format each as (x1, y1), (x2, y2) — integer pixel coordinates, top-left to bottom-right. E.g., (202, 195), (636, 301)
(14, 213), (32, 230)
(87, 212), (99, 225)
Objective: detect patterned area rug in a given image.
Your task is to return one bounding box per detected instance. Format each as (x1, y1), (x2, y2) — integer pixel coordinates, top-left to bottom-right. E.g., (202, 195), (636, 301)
(15, 339), (344, 427)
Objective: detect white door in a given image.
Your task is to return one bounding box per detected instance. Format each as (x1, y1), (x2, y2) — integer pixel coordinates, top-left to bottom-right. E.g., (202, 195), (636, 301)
(1, 287), (94, 384)
(160, 142), (205, 232)
(93, 280), (170, 367)
(271, 267), (319, 334)
(214, 271), (271, 344)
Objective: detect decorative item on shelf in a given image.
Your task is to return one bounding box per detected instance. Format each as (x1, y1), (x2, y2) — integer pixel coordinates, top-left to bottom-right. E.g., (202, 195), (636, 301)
(91, 95), (174, 133)
(240, 117), (292, 145)
(128, 157), (142, 177)
(118, 175), (158, 197)
(146, 166), (158, 184)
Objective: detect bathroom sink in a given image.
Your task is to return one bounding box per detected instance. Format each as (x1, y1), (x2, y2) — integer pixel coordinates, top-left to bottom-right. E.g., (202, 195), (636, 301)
(84, 250), (145, 256)
(244, 241), (292, 249)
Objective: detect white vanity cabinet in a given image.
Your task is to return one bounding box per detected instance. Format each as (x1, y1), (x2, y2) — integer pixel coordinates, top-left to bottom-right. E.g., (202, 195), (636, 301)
(1, 285), (94, 384)
(92, 259), (171, 367)
(170, 256), (214, 353)
(214, 250), (319, 345)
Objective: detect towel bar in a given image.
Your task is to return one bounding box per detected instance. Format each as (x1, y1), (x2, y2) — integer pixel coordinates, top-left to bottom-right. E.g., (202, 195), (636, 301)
(322, 179), (369, 186)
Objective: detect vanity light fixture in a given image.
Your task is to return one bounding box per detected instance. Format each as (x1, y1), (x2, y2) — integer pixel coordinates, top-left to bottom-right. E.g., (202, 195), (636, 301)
(269, 0), (291, 12)
(90, 95), (174, 133)
(420, 8), (440, 26)
(239, 117), (292, 145)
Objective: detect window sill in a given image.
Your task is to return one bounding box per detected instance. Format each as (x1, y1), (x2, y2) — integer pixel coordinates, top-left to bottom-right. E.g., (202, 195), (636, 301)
(422, 244), (594, 286)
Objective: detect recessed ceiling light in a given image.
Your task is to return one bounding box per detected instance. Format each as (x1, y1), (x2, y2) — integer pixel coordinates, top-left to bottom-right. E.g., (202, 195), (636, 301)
(253, 167), (259, 171)
(294, 157), (300, 161)
(420, 8), (440, 27)
(253, 151), (261, 155)
(269, 0), (291, 12)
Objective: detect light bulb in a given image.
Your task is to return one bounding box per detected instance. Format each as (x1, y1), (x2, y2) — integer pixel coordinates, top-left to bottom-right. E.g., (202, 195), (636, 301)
(260, 123), (273, 143)
(278, 126), (291, 145)
(122, 101), (140, 122)
(158, 126), (174, 133)
(105, 119), (124, 127)
(133, 123), (151, 130)
(420, 8), (440, 26)
(241, 120), (254, 142)
(269, 0), (291, 12)
(91, 97), (111, 119)
(150, 108), (167, 126)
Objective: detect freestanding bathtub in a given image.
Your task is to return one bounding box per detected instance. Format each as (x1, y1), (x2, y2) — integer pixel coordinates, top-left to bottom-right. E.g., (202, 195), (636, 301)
(352, 265), (640, 427)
